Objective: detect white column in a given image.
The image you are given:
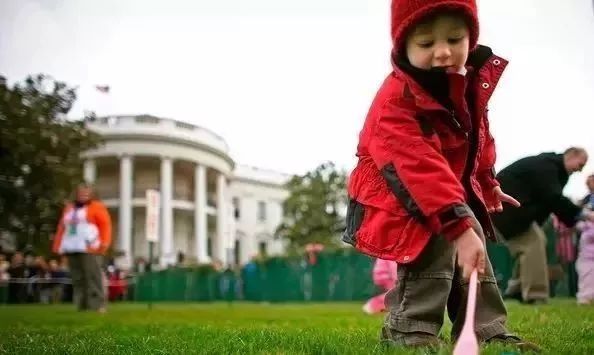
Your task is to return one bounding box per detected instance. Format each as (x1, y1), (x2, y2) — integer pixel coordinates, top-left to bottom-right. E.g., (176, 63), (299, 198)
(83, 159), (96, 184)
(215, 173), (227, 264)
(160, 157), (174, 267)
(194, 164), (209, 263)
(118, 155), (133, 269)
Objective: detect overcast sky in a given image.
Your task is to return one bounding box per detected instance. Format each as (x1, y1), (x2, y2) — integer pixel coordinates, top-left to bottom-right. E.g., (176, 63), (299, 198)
(1, 0), (594, 199)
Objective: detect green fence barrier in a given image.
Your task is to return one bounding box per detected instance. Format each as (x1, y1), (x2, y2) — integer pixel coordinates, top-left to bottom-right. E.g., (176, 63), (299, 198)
(0, 285), (7, 305)
(130, 235), (576, 302)
(134, 267), (222, 302)
(486, 241), (513, 293)
(132, 250), (377, 303)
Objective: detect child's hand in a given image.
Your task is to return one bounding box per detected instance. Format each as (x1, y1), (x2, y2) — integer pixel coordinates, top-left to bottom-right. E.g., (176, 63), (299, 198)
(488, 186), (520, 213)
(454, 228), (486, 279)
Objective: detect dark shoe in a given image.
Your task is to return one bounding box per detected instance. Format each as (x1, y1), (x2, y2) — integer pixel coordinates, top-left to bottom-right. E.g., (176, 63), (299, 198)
(380, 326), (443, 348)
(503, 291), (524, 302)
(504, 291), (547, 305)
(523, 298), (547, 305)
(487, 333), (541, 353)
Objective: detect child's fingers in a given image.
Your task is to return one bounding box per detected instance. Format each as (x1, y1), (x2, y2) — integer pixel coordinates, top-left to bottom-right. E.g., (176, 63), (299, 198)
(457, 258), (468, 279)
(462, 264), (471, 280)
(500, 193), (521, 207)
(477, 250), (486, 274)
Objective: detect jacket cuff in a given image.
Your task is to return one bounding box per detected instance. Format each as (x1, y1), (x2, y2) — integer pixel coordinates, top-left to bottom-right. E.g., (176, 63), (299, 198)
(443, 217), (474, 241)
(436, 203), (475, 241)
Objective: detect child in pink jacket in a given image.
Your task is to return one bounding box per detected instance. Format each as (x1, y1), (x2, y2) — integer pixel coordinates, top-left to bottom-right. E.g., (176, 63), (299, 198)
(363, 258), (398, 314)
(576, 220), (594, 304)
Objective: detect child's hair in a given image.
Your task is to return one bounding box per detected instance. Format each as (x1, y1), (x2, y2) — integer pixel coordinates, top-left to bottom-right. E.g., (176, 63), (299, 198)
(390, 0), (480, 54)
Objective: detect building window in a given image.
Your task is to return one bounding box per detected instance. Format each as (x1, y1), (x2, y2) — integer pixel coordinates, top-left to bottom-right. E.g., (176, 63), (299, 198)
(258, 241), (267, 256)
(175, 121), (195, 130)
(257, 201), (266, 222)
(135, 115), (159, 124)
(207, 236), (212, 258)
(234, 240), (241, 266)
(232, 197), (240, 220)
(207, 194), (216, 208)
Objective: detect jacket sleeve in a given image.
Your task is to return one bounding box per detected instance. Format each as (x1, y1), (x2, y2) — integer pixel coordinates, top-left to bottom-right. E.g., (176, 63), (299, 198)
(368, 97), (474, 241)
(534, 167), (582, 227)
(476, 114), (500, 209)
(95, 202), (112, 254)
(52, 209), (66, 254)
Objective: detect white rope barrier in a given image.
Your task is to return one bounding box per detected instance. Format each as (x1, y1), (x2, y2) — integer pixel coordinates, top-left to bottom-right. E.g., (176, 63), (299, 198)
(0, 277), (135, 286)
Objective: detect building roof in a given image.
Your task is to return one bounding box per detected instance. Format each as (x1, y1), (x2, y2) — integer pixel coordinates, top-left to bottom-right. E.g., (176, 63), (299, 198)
(232, 164), (293, 187)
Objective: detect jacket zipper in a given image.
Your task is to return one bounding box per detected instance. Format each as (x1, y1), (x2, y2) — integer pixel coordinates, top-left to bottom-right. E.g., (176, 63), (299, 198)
(458, 102), (496, 241)
(449, 110), (468, 138)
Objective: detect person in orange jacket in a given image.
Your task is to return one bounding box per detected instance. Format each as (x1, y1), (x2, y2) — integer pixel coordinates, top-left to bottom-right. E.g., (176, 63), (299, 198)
(52, 182), (112, 312)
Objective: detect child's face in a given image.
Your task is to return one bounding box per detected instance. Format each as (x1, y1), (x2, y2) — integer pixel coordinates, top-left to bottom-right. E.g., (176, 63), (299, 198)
(405, 14), (470, 72)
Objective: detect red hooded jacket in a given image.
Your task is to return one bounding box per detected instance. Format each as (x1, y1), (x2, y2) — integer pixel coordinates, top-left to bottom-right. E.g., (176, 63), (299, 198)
(343, 46), (507, 263)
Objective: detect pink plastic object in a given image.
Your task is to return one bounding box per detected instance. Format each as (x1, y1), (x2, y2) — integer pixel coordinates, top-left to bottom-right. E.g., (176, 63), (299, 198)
(453, 269), (479, 355)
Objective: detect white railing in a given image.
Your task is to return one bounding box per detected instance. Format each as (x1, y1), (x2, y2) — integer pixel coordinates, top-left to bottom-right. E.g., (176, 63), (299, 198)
(86, 115), (230, 154)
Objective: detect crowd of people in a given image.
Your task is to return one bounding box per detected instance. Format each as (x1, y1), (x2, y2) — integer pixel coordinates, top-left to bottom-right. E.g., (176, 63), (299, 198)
(0, 248), (132, 305)
(0, 251), (71, 304)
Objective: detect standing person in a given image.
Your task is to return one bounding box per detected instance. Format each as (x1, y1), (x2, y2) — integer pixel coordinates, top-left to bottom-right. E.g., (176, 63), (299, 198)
(52, 183), (112, 312)
(492, 148), (594, 304)
(581, 174), (594, 208)
(47, 259), (66, 303)
(343, 0), (537, 350)
(7, 252), (27, 303)
(363, 258), (397, 315)
(575, 218), (594, 305)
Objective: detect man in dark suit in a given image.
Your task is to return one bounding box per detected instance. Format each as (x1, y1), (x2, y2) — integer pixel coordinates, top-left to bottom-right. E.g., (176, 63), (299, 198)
(492, 147), (594, 303)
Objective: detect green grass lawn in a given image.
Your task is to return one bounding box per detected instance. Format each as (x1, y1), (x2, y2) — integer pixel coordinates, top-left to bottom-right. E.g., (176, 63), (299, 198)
(1, 300), (593, 354)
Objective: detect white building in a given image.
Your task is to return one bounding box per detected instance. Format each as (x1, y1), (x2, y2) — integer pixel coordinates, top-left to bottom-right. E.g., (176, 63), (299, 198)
(82, 114), (290, 268)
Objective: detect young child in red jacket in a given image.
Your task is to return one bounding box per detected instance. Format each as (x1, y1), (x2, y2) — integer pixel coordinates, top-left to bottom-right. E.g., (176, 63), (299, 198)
(343, 0), (538, 350)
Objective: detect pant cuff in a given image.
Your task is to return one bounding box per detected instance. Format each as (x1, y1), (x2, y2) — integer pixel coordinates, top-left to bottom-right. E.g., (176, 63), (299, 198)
(476, 317), (507, 342)
(577, 291), (594, 301)
(387, 317), (442, 336)
(522, 292), (549, 301)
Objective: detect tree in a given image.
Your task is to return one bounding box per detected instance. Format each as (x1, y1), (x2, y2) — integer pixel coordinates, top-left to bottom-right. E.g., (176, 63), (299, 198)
(276, 161), (348, 251)
(0, 74), (101, 253)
